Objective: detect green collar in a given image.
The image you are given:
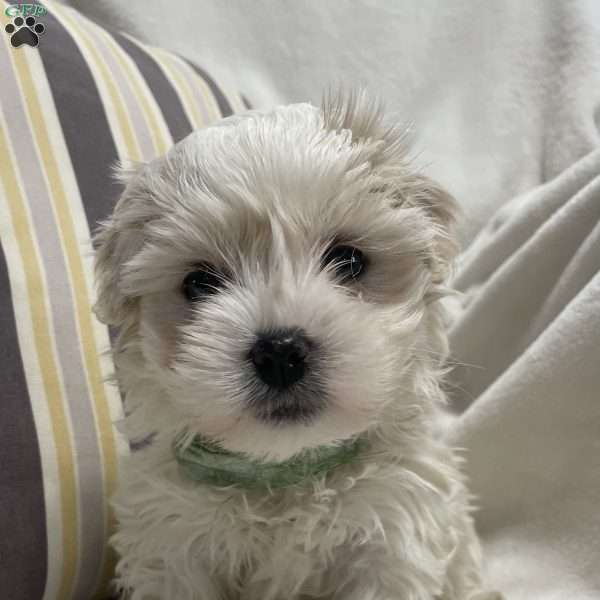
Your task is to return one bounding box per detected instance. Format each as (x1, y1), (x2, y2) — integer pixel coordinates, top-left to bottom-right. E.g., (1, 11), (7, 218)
(174, 435), (365, 490)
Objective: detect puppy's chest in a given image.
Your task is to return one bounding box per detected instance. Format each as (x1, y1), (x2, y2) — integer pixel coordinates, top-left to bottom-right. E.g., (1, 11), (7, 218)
(199, 487), (349, 555)
(207, 488), (376, 594)
(117, 448), (464, 597)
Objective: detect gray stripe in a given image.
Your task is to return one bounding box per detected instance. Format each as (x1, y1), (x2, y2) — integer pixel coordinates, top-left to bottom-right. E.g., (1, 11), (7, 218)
(0, 16), (106, 599)
(183, 57), (233, 117)
(0, 241), (47, 600)
(30, 1), (122, 235)
(241, 94), (252, 110)
(112, 32), (193, 144)
(86, 28), (156, 160)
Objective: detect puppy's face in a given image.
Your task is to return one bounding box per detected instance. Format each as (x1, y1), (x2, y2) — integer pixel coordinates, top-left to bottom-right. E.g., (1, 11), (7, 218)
(95, 93), (456, 460)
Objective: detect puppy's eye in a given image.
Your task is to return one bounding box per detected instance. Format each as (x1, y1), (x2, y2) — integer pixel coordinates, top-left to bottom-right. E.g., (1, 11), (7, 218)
(182, 265), (225, 301)
(322, 245), (367, 282)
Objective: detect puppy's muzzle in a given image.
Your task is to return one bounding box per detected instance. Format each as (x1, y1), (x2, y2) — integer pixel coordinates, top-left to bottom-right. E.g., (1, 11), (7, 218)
(250, 328), (310, 390)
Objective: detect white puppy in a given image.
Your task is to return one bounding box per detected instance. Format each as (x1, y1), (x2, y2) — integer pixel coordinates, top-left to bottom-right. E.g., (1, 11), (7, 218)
(94, 91), (500, 600)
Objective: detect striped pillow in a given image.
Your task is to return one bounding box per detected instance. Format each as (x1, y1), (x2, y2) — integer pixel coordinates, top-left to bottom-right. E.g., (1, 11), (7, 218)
(0, 1), (248, 598)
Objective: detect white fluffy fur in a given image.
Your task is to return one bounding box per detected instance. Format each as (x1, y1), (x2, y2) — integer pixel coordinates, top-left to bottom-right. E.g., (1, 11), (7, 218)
(94, 90), (501, 600)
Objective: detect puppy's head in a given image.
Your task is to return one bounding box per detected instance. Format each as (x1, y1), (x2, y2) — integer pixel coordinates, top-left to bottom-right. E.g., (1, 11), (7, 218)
(94, 91), (457, 460)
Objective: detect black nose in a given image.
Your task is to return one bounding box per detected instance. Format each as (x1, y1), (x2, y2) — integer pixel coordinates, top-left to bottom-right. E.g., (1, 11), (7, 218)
(250, 329), (310, 389)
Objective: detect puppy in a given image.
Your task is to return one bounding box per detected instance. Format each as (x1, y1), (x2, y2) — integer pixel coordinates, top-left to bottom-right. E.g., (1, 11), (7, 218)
(94, 90), (500, 600)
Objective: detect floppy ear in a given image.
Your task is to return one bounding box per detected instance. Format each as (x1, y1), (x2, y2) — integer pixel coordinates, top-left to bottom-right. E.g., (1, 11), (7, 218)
(402, 173), (458, 283)
(93, 162), (150, 325)
(322, 87), (458, 282)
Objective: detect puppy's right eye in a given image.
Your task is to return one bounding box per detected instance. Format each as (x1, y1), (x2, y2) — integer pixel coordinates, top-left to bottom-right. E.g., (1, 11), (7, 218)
(182, 265), (225, 302)
(321, 245), (367, 283)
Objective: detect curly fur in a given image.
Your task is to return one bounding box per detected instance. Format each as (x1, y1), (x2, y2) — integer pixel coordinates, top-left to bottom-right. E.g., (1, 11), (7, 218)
(93, 90), (501, 600)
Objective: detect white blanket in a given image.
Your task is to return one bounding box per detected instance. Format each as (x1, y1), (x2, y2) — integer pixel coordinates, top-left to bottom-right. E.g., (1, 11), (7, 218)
(60, 2), (600, 597)
(447, 149), (600, 599)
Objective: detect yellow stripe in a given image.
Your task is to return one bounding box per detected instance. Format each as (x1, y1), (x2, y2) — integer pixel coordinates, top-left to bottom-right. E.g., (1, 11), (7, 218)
(145, 45), (209, 129)
(48, 1), (141, 162)
(0, 120), (78, 600)
(13, 36), (120, 600)
(229, 90), (249, 114)
(77, 13), (172, 158)
(167, 52), (223, 123)
(91, 536), (117, 600)
(104, 35), (171, 157)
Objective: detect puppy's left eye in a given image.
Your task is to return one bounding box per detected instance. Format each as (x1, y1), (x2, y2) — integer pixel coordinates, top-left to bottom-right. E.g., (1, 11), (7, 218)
(321, 245), (367, 282)
(182, 265), (225, 301)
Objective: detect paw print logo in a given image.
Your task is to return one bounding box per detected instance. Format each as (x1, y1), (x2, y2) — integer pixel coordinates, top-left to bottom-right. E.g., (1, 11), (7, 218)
(5, 15), (45, 48)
